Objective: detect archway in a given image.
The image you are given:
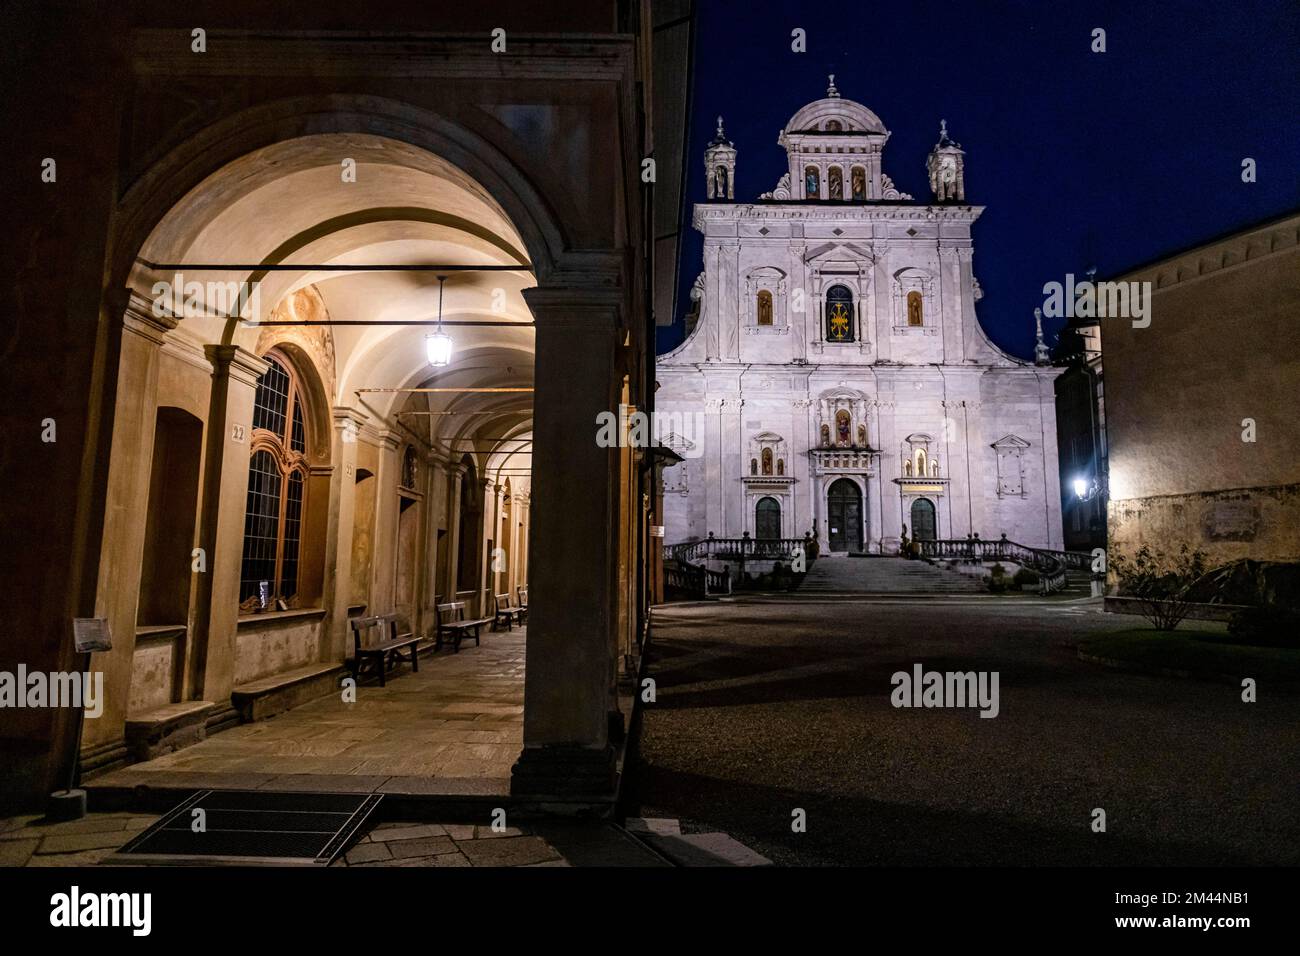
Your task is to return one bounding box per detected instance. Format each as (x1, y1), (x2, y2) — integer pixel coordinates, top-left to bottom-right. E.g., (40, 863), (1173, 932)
(826, 479), (863, 552)
(911, 498), (937, 542)
(755, 496), (781, 539)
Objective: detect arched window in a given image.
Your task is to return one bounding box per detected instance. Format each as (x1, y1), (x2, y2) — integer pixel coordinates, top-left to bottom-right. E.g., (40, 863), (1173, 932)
(907, 290), (924, 327)
(825, 285), (854, 342)
(240, 353), (310, 605)
(756, 289), (774, 326)
(805, 165), (820, 198)
(851, 166), (866, 200)
(761, 448), (773, 475)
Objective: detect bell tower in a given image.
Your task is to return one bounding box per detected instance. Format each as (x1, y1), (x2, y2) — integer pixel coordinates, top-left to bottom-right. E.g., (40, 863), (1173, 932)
(704, 115), (736, 200)
(926, 119), (966, 202)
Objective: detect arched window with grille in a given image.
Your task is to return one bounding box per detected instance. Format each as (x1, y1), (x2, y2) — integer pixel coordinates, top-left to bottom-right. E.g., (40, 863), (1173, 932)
(239, 353), (310, 606)
(825, 285), (854, 342)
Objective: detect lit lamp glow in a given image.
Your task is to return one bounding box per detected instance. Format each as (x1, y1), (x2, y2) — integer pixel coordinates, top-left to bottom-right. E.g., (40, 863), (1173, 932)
(426, 330), (453, 367)
(426, 274), (453, 367)
(1072, 477), (1089, 500)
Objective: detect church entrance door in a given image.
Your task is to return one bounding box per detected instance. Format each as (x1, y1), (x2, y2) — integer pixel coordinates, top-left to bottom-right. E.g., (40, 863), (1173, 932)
(826, 479), (862, 552)
(910, 498), (937, 542)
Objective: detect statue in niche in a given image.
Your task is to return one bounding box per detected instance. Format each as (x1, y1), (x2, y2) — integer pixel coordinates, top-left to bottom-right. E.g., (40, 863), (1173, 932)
(750, 458), (758, 475)
(716, 165), (729, 198)
(828, 166), (843, 200)
(857, 424), (867, 447)
(757, 289), (773, 326)
(907, 290), (924, 327)
(777, 458), (785, 476)
(836, 410), (851, 446)
(820, 423), (831, 446)
(851, 166), (866, 200)
(805, 166), (820, 198)
(761, 448), (773, 476)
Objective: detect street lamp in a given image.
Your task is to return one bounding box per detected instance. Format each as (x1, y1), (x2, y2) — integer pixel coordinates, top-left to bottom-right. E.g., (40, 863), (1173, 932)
(426, 275), (453, 367)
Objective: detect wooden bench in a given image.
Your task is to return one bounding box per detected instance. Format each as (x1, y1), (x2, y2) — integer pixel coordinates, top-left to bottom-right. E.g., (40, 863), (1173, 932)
(435, 602), (492, 652)
(493, 593), (525, 631)
(348, 614), (420, 687)
(516, 586), (529, 624)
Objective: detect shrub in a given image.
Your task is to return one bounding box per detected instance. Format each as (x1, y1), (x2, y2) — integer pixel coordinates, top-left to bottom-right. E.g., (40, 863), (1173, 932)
(1012, 567), (1039, 586)
(1225, 605), (1300, 648)
(1111, 544), (1209, 631)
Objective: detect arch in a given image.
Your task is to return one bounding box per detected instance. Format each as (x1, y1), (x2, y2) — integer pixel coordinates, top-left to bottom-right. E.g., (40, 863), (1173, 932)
(826, 478), (863, 552)
(113, 94), (567, 316)
(755, 497), (781, 539)
(825, 284), (854, 342)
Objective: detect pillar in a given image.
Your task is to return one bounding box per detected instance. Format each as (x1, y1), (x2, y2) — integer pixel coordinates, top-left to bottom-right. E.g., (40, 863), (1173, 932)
(191, 345), (269, 702)
(512, 286), (622, 798)
(85, 296), (176, 750)
(322, 407), (366, 662)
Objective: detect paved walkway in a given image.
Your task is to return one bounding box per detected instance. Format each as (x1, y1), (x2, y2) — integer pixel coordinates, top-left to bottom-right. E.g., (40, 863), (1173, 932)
(0, 811), (666, 867)
(89, 630), (525, 797)
(626, 597), (1300, 866)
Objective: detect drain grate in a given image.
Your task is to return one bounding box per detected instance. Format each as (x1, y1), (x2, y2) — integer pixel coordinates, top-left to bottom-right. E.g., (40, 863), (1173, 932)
(108, 790), (383, 866)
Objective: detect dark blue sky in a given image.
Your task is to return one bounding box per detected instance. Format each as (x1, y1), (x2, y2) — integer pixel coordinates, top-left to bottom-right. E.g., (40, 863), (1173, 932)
(659, 0), (1300, 358)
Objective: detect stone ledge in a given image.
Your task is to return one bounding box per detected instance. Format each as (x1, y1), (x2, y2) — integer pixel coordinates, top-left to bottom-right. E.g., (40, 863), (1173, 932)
(124, 701), (217, 762)
(231, 663), (344, 723)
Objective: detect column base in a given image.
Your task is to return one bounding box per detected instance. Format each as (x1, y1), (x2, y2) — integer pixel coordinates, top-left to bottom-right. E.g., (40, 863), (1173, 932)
(510, 743), (617, 803)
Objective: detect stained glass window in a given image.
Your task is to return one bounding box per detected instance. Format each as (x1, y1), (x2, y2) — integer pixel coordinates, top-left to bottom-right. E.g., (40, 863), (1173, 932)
(825, 285), (854, 342)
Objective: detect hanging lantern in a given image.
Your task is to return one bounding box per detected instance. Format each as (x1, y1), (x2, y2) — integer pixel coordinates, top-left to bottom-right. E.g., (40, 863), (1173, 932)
(426, 274), (452, 366)
(426, 330), (453, 367)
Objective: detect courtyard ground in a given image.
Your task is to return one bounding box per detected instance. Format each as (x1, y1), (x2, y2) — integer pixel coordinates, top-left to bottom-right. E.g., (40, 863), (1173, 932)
(624, 594), (1300, 866)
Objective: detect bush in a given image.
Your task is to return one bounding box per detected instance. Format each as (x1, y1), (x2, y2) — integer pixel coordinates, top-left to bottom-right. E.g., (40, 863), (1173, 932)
(1111, 544), (1209, 631)
(1226, 605), (1300, 648)
(1012, 567), (1040, 586)
(984, 564), (1010, 593)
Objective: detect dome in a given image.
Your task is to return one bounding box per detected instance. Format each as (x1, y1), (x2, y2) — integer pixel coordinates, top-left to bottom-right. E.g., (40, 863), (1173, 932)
(783, 81), (887, 136)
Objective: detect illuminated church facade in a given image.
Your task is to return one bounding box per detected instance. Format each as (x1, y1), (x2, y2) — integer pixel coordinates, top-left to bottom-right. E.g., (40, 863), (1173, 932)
(657, 80), (1064, 555)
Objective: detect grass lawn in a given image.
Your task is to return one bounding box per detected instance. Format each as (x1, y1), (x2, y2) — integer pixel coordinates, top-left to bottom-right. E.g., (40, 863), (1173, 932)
(1080, 628), (1300, 685)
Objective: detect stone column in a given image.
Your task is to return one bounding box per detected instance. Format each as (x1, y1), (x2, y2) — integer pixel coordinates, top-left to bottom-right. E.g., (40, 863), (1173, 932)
(511, 286), (622, 799)
(369, 430), (401, 616)
(322, 407), (367, 663)
(445, 462), (465, 603)
(85, 296), (176, 750)
(191, 345), (270, 703)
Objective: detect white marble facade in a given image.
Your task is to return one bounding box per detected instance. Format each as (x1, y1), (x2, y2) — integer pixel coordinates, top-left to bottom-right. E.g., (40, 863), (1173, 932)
(658, 81), (1064, 554)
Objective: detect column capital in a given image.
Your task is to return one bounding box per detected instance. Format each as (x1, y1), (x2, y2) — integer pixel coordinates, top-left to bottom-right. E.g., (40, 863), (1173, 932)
(522, 285), (624, 330)
(122, 289), (179, 345)
(374, 428), (402, 451)
(204, 344), (269, 387)
(332, 405), (370, 429)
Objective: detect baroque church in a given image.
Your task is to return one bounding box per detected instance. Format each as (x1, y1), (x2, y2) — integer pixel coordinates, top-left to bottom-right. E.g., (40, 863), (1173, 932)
(657, 79), (1064, 555)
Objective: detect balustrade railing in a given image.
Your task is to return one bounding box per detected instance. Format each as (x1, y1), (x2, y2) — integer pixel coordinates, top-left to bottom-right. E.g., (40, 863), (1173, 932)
(664, 534), (808, 564)
(915, 536), (1091, 595)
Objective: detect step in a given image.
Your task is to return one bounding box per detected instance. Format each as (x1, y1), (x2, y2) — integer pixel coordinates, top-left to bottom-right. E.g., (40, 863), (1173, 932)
(124, 701), (217, 762)
(230, 663), (346, 723)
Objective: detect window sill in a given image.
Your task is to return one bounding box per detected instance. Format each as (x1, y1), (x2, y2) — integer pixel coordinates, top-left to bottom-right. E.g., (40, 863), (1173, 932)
(236, 607), (326, 629)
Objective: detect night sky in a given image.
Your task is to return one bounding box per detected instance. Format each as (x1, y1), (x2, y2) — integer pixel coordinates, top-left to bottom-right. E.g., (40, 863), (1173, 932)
(659, 0), (1300, 359)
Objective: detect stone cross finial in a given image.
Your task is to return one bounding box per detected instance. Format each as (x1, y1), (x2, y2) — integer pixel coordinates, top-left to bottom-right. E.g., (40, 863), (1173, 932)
(716, 115), (725, 137)
(827, 74), (839, 97)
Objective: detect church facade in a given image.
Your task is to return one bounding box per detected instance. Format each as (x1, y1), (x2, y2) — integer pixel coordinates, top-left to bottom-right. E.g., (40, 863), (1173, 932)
(657, 81), (1064, 555)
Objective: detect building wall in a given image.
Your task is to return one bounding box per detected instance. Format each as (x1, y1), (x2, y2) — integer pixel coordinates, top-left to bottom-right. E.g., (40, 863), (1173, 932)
(1102, 214), (1300, 568)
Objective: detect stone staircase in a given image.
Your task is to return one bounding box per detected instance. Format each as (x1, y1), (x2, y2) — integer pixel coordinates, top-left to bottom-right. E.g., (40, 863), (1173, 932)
(797, 555), (987, 594)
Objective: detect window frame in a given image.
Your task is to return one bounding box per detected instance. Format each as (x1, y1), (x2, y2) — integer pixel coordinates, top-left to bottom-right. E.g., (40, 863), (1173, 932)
(239, 351), (311, 605)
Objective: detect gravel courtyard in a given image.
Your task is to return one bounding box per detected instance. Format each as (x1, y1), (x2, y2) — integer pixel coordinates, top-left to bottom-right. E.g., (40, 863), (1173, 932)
(625, 595), (1300, 866)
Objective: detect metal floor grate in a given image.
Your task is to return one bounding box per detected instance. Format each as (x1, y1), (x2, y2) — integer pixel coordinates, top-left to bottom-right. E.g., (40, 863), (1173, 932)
(107, 790), (383, 866)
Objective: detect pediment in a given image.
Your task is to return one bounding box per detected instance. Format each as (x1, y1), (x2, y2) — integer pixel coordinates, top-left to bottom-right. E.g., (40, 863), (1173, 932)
(805, 241), (874, 266)
(991, 434), (1031, 449)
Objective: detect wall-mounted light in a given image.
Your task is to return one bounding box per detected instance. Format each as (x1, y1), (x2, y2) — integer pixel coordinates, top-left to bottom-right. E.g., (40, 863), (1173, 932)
(1072, 477), (1089, 500)
(426, 275), (453, 367)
